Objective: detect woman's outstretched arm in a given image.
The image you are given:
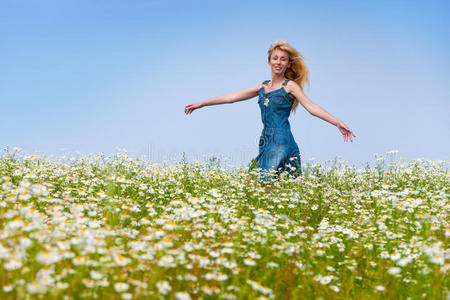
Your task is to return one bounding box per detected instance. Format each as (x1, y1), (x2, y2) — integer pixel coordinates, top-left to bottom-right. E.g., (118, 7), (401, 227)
(287, 81), (356, 142)
(184, 83), (261, 115)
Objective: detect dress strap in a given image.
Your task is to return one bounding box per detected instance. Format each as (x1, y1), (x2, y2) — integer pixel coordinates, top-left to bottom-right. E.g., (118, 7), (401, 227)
(262, 79), (289, 86)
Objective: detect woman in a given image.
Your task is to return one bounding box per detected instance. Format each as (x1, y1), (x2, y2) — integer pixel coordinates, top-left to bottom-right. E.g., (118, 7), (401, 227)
(184, 40), (356, 181)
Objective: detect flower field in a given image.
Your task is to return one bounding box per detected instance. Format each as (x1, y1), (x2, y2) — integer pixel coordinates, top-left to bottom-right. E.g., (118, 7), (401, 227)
(0, 149), (448, 299)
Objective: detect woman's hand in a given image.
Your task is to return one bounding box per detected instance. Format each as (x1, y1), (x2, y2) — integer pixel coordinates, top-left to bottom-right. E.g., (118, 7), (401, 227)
(336, 120), (356, 142)
(184, 102), (203, 115)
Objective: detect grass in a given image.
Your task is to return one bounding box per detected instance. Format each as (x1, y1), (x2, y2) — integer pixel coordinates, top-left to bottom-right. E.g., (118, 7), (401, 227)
(0, 149), (448, 299)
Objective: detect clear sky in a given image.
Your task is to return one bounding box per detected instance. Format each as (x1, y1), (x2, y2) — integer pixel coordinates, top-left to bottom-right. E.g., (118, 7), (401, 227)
(1, 0), (449, 168)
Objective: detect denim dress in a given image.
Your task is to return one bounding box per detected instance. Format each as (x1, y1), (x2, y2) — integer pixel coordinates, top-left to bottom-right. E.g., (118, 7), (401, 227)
(251, 79), (302, 181)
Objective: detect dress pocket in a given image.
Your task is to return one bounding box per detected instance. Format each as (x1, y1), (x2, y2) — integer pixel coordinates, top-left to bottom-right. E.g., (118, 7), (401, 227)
(271, 94), (285, 105)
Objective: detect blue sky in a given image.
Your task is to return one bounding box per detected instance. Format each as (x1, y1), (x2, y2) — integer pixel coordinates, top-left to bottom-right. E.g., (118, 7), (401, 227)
(1, 0), (449, 168)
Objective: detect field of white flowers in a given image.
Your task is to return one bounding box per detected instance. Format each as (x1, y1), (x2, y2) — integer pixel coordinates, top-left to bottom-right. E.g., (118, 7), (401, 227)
(0, 149), (448, 299)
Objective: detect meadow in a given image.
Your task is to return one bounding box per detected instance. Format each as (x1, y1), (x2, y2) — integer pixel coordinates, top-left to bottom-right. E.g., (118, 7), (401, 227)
(0, 149), (448, 299)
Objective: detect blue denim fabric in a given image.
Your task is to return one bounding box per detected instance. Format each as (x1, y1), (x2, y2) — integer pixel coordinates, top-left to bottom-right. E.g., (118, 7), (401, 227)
(251, 79), (302, 181)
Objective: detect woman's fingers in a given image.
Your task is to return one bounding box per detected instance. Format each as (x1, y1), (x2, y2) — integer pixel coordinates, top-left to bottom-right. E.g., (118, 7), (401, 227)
(340, 126), (356, 142)
(346, 129), (355, 142)
(185, 103), (200, 115)
(349, 130), (355, 142)
(346, 130), (352, 142)
(185, 104), (194, 115)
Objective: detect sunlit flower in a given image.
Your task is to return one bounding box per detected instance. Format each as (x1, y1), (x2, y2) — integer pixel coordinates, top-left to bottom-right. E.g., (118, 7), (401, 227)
(320, 275), (333, 285)
(114, 282), (129, 292)
(26, 280), (46, 294)
(113, 253), (131, 266)
(121, 293), (132, 300)
(244, 258), (256, 266)
(4, 255), (22, 270)
(163, 221), (176, 230)
(90, 270), (103, 280)
(156, 280), (171, 295)
(175, 291), (192, 300)
(390, 252), (401, 261)
(330, 285), (339, 292)
(37, 249), (61, 265)
(380, 251), (390, 259)
(388, 267), (401, 275)
(3, 285), (13, 292)
(158, 255), (175, 267)
(82, 278), (95, 288)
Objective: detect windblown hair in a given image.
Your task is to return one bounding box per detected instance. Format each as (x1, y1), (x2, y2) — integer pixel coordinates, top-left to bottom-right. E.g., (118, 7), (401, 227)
(268, 40), (310, 112)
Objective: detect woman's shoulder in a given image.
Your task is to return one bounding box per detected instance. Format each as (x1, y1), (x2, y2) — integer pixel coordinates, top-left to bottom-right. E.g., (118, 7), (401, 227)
(257, 80), (270, 90)
(284, 79), (300, 92)
(284, 79), (302, 100)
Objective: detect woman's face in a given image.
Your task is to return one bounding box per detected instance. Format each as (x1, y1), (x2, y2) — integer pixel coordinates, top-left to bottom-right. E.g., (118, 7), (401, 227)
(269, 49), (291, 75)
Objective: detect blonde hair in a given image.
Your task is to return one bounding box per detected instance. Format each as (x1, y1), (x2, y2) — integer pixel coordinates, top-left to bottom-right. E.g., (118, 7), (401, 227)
(268, 40), (310, 112)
